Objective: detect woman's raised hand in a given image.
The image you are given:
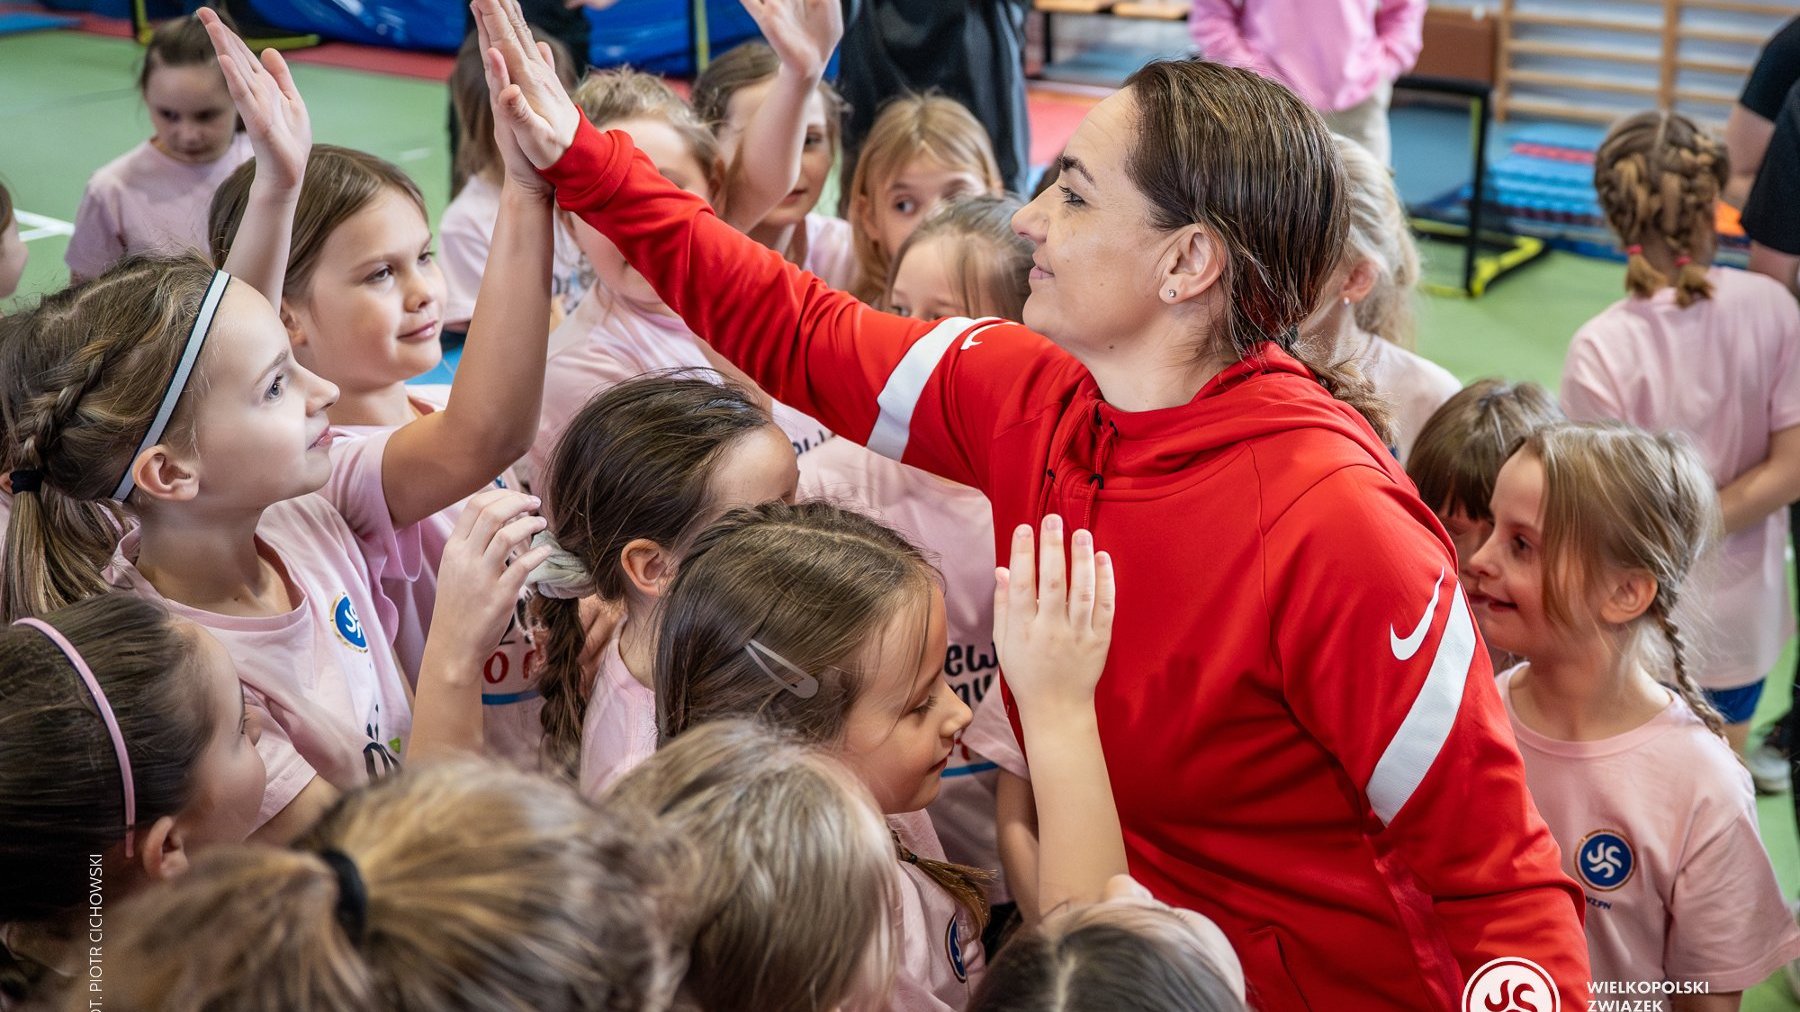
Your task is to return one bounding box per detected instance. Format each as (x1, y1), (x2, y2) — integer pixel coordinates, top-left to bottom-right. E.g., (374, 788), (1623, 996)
(480, 43), (553, 199)
(472, 0), (582, 170)
(199, 7), (310, 191)
(742, 0), (842, 82)
(993, 514), (1116, 716)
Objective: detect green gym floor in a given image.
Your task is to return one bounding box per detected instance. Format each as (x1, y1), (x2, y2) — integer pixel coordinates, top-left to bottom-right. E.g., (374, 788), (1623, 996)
(3, 23), (1797, 1008)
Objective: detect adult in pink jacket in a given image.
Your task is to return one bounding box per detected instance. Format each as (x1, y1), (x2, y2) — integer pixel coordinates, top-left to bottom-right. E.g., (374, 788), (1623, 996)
(1189, 0), (1424, 164)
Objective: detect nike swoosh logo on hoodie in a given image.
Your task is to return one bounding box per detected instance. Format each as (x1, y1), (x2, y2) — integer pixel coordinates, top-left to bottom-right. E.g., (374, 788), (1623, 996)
(1390, 568), (1446, 661)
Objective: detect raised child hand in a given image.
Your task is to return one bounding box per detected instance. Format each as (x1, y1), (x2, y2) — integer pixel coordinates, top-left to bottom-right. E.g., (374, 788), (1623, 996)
(472, 0), (582, 170)
(742, 0), (842, 82)
(430, 487), (553, 658)
(993, 514), (1115, 716)
(199, 7), (310, 192)
(481, 45), (554, 200)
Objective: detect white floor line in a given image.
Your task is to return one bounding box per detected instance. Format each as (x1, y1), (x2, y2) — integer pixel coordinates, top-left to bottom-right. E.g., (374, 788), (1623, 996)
(15, 210), (74, 242)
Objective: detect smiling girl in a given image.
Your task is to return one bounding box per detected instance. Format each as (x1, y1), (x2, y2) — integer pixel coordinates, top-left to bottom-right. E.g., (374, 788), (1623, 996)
(66, 14), (253, 283)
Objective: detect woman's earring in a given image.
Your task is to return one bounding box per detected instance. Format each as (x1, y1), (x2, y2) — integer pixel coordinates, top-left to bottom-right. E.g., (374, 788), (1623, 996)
(1167, 289), (1177, 299)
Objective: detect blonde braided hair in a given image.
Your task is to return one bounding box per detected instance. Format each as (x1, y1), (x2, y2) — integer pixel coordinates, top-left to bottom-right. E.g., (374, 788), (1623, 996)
(1594, 111), (1729, 308)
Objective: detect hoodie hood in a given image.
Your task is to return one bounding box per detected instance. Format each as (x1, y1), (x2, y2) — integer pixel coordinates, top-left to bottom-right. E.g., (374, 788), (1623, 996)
(1057, 342), (1399, 491)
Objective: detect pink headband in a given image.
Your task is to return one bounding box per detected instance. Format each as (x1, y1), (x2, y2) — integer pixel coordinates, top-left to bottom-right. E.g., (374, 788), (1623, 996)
(15, 618), (136, 857)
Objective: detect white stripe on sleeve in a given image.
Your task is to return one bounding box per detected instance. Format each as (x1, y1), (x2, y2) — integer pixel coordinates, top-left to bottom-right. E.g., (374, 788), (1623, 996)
(1365, 582), (1477, 825)
(865, 317), (987, 461)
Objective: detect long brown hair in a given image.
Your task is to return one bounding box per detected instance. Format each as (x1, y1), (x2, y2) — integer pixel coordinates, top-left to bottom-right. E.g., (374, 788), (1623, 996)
(0, 254), (219, 620)
(606, 719), (896, 1012)
(532, 375), (773, 780)
(209, 144), (427, 300)
(654, 500), (991, 931)
(1523, 422), (1726, 737)
(75, 762), (683, 1011)
(1123, 59), (1391, 441)
(846, 94), (1004, 303)
(1594, 111), (1728, 307)
(0, 595), (213, 922)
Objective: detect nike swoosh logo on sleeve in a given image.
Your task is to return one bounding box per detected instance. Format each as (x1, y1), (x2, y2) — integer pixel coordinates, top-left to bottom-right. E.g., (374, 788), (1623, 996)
(1389, 568), (1446, 661)
(960, 334), (983, 350)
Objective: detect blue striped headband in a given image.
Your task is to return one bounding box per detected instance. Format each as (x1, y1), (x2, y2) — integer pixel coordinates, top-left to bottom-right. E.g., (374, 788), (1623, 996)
(111, 270), (231, 502)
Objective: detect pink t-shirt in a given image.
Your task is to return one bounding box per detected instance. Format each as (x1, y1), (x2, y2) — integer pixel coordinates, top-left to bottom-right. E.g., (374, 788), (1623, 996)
(1352, 333), (1460, 463)
(332, 388), (540, 768)
(1500, 666), (1800, 991)
(65, 134), (253, 280)
(438, 174), (588, 329)
(889, 808), (987, 1010)
(1562, 266), (1800, 689)
(107, 430), (419, 827)
(576, 616), (658, 799)
(529, 285), (834, 487)
(802, 437), (1009, 902)
(1187, 0), (1425, 112)
(801, 213), (856, 292)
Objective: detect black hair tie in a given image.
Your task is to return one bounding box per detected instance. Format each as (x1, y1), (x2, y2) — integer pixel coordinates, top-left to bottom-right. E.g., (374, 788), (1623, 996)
(9, 469), (42, 494)
(318, 848), (368, 946)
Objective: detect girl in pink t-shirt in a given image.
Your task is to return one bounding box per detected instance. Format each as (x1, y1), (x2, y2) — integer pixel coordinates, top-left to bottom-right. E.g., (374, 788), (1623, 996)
(655, 500), (984, 1011)
(66, 14), (254, 284)
(1566, 110), (1800, 753)
(2, 23), (553, 843)
(0, 595), (265, 1005)
(527, 375), (799, 795)
(207, 71), (560, 767)
(805, 193), (1028, 913)
(1468, 422), (1800, 1002)
(530, 65), (835, 485)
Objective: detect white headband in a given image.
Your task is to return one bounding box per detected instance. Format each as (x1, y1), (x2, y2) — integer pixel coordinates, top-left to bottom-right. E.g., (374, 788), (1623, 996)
(112, 270), (231, 501)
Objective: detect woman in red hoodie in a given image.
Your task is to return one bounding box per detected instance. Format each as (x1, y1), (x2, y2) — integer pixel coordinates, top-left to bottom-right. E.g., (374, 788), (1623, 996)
(475, 5), (1588, 1007)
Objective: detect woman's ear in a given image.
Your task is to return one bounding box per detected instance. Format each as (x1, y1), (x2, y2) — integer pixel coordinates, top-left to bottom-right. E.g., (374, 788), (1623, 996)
(1161, 225), (1226, 304)
(1341, 257), (1379, 305)
(1599, 568), (1658, 625)
(619, 538), (675, 599)
(129, 444), (201, 504)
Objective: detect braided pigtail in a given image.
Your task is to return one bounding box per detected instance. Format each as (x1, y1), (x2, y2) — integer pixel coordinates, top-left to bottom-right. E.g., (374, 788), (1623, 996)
(0, 256), (218, 620)
(1648, 595), (1726, 740)
(894, 829), (994, 935)
(1594, 111), (1728, 307)
(529, 593), (591, 780)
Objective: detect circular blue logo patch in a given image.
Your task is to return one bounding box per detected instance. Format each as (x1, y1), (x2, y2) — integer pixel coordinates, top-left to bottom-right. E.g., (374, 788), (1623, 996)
(333, 594), (369, 652)
(1576, 830), (1634, 891)
(945, 916), (967, 983)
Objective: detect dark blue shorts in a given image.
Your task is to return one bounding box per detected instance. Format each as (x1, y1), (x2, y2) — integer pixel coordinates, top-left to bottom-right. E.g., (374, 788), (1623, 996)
(1703, 680), (1766, 725)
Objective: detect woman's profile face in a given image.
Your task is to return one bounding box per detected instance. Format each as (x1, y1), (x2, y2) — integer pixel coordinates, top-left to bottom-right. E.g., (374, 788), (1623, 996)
(1010, 90), (1186, 359)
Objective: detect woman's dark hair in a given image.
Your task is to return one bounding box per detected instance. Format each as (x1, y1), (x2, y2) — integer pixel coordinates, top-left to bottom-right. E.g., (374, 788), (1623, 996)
(1124, 58), (1391, 440)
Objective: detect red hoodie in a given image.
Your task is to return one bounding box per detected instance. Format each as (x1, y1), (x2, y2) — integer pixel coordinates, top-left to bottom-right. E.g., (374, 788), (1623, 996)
(544, 119), (1589, 1011)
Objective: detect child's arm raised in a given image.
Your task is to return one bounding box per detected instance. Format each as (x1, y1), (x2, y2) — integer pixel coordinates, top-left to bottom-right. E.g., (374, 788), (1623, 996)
(377, 40), (554, 530)
(475, 0), (1063, 498)
(408, 488), (552, 760)
(200, 8), (309, 305)
(717, 0), (840, 232)
(993, 514), (1125, 912)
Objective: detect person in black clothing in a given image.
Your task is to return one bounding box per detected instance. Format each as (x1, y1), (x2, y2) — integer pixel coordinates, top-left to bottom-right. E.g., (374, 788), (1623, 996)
(835, 0), (1032, 197)
(1729, 16), (1800, 208)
